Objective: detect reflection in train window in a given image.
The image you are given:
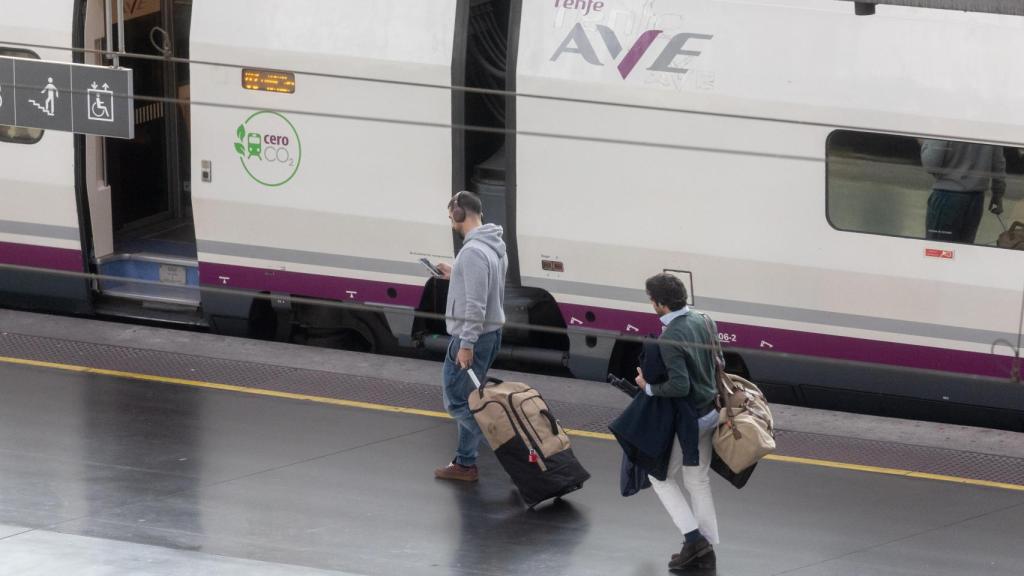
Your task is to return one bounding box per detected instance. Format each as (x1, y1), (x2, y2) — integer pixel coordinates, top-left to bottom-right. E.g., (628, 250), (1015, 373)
(0, 47), (44, 145)
(827, 130), (1024, 249)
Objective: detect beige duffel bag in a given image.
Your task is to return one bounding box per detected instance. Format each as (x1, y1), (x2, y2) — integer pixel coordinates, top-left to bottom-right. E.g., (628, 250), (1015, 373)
(712, 372), (776, 473)
(701, 315), (776, 474)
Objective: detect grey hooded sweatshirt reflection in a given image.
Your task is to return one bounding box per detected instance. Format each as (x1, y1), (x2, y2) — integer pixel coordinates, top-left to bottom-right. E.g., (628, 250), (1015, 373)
(446, 223), (507, 351)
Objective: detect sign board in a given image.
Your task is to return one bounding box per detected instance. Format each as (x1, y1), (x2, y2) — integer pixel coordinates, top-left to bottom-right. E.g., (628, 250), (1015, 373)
(71, 65), (134, 138)
(0, 56), (134, 140)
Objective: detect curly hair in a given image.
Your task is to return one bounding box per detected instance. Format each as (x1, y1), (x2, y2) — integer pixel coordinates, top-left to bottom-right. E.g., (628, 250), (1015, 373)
(645, 273), (688, 311)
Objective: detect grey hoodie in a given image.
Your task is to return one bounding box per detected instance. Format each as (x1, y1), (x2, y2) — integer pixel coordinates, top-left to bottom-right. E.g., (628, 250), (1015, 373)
(921, 140), (1006, 196)
(446, 223), (507, 351)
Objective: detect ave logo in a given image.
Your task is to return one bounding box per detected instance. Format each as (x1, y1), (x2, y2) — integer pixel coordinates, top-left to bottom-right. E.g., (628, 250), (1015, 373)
(551, 23), (712, 79)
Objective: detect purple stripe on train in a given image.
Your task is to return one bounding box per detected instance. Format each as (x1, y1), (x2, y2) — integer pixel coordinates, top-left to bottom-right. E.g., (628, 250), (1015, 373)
(199, 262), (425, 309)
(197, 260), (1012, 381)
(4, 243), (1009, 380)
(0, 241), (82, 272)
(556, 303), (1014, 380)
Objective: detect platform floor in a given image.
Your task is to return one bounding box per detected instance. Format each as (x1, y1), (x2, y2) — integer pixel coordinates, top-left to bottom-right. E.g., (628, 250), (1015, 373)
(0, 359), (1023, 575)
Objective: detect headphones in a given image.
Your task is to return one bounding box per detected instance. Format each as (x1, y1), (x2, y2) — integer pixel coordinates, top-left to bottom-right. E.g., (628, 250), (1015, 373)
(451, 191), (468, 224)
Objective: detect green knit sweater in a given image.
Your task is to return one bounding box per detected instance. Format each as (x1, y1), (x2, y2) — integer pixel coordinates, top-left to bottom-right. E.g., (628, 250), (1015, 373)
(648, 312), (718, 411)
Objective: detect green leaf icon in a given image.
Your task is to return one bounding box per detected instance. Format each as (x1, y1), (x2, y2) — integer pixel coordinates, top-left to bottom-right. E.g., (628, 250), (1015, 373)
(234, 142), (245, 156)
(237, 124), (246, 142)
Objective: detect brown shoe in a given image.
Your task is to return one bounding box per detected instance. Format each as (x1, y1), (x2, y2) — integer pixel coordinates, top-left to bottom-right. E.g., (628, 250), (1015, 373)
(669, 539), (715, 571)
(434, 461), (479, 482)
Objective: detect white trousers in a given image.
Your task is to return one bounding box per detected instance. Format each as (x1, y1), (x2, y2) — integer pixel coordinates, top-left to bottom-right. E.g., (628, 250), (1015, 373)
(648, 422), (720, 545)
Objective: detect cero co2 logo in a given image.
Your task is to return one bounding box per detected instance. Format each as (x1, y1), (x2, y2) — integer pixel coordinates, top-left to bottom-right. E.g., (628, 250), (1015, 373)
(234, 110), (302, 187)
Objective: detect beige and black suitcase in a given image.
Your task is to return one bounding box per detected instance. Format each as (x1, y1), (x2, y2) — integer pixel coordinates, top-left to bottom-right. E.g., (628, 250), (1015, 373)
(467, 371), (590, 508)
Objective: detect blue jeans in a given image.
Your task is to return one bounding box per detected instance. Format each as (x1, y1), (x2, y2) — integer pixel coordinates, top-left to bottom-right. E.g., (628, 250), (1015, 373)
(442, 330), (502, 466)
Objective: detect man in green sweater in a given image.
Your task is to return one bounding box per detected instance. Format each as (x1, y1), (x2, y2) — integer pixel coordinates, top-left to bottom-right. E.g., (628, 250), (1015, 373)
(635, 273), (720, 571)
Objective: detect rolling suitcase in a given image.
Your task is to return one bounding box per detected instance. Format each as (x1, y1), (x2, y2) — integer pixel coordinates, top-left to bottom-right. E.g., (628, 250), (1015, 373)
(467, 370), (590, 508)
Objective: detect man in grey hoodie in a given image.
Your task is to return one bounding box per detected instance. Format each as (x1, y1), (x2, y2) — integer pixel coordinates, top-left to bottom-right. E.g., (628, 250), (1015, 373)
(434, 191), (507, 482)
(921, 139), (1006, 244)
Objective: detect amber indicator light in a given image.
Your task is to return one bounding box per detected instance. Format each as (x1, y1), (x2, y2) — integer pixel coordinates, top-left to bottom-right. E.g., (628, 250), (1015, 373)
(242, 69), (296, 94)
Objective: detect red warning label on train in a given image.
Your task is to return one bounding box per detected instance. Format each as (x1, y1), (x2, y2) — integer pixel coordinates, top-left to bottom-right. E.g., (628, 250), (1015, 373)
(924, 249), (955, 260)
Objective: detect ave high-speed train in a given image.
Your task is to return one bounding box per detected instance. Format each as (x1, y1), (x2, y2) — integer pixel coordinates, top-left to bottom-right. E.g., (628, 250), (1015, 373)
(2, 0), (1023, 429)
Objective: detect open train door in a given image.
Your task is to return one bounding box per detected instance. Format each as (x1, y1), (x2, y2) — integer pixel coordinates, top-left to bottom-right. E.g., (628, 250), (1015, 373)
(0, 0), (91, 314)
(79, 0), (199, 321)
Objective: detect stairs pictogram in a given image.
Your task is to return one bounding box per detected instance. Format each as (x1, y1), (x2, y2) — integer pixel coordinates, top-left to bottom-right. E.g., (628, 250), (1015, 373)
(27, 99), (49, 114)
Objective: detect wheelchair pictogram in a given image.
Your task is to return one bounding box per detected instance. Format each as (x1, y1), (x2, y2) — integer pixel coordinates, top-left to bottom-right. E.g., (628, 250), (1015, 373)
(87, 81), (114, 122)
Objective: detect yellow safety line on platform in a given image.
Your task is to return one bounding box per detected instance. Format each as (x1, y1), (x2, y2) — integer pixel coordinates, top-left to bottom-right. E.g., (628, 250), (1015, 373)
(768, 455), (1024, 492)
(3, 354), (1023, 493)
(0, 355), (450, 420)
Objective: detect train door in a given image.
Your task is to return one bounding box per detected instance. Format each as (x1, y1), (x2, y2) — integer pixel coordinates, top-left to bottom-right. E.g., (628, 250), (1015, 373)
(81, 0), (197, 317)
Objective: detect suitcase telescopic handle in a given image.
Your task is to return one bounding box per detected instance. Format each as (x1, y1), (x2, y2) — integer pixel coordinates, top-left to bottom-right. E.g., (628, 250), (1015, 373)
(466, 369), (504, 398)
(467, 369), (483, 390)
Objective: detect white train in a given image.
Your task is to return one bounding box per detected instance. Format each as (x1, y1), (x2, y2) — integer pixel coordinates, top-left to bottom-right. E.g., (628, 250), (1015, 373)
(2, 0), (1023, 428)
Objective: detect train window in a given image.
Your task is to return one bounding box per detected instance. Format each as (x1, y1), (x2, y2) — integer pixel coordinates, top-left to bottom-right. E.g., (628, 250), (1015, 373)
(827, 130), (1024, 249)
(0, 47), (44, 145)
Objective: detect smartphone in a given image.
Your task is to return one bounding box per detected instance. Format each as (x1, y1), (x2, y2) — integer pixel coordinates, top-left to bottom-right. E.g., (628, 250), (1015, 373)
(419, 257), (443, 277)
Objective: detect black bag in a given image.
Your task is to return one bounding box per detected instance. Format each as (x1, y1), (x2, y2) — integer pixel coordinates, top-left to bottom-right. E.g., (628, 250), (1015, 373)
(467, 371), (591, 508)
(711, 451), (757, 489)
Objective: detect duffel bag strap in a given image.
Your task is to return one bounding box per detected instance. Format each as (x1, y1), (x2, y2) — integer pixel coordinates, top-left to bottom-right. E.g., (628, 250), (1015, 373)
(699, 313), (732, 400)
(724, 406), (742, 439)
(699, 313), (727, 369)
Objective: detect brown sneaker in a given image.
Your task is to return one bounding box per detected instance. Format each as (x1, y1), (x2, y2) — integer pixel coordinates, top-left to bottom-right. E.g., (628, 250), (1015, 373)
(434, 461), (479, 482)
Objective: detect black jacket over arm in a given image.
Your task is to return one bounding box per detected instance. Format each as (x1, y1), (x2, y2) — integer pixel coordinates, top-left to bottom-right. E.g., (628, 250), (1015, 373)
(610, 392), (700, 484)
(609, 340), (701, 492)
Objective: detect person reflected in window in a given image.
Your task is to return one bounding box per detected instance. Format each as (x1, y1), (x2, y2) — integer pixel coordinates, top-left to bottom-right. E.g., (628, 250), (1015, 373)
(921, 139), (1006, 244)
